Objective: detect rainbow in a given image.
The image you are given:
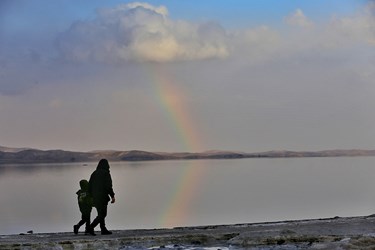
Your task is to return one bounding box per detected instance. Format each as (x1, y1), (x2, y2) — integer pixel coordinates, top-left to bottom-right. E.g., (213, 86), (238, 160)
(145, 63), (206, 227)
(149, 64), (201, 151)
(161, 160), (205, 227)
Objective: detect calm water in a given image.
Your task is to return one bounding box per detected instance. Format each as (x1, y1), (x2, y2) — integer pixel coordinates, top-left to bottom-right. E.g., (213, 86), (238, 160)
(1, 157), (375, 235)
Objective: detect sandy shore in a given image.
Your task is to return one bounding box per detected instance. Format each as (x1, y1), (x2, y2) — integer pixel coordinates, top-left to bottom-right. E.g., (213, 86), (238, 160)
(2, 215), (375, 249)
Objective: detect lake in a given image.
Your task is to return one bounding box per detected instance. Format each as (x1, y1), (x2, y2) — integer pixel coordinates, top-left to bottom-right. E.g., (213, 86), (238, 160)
(1, 157), (375, 235)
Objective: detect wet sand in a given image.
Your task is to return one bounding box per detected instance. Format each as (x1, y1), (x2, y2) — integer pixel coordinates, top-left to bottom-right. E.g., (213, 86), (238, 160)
(2, 215), (375, 249)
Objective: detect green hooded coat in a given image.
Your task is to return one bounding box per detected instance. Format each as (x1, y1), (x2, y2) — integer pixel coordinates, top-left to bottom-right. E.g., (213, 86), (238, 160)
(76, 179), (93, 215)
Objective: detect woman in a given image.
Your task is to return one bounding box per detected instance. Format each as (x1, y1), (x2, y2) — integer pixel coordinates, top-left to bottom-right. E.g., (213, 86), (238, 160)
(88, 159), (115, 235)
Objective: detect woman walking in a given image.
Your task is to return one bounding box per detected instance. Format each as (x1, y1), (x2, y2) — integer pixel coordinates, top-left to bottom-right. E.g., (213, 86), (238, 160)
(88, 159), (115, 235)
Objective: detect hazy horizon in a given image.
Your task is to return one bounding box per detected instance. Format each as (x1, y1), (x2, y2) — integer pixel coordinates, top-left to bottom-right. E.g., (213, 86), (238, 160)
(2, 145), (375, 154)
(1, 0), (374, 153)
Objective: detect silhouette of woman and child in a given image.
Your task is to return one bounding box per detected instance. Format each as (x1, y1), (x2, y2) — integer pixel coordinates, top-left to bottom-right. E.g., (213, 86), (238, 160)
(73, 159), (115, 236)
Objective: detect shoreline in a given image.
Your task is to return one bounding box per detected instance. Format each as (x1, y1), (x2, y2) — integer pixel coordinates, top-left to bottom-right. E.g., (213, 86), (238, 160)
(2, 215), (375, 249)
(1, 148), (375, 164)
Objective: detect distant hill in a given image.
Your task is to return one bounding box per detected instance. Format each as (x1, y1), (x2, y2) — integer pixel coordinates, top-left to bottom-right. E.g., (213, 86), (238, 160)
(245, 149), (375, 158)
(0, 149), (95, 164)
(0, 146), (375, 164)
(0, 146), (32, 153)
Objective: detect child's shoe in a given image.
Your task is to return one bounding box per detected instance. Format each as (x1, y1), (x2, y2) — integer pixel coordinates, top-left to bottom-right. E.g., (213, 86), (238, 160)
(87, 227), (96, 236)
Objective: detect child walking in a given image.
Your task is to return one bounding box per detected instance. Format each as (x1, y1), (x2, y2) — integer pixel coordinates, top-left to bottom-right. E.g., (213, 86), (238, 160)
(73, 179), (93, 235)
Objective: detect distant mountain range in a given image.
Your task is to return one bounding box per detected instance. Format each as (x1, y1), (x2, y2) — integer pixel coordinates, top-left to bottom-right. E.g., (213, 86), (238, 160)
(1, 146), (375, 164)
(0, 146), (33, 153)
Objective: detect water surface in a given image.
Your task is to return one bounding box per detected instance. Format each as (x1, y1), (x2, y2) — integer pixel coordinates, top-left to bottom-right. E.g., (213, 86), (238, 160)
(1, 157), (375, 235)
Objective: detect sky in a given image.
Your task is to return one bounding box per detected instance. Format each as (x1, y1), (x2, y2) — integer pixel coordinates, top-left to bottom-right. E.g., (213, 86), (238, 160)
(0, 0), (374, 153)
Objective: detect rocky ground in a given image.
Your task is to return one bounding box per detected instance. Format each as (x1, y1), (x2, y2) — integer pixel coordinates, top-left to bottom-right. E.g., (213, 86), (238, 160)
(2, 215), (375, 249)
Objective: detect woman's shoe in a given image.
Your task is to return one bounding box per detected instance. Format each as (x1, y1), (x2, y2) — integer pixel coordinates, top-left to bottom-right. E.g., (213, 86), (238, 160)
(101, 230), (112, 235)
(73, 225), (79, 235)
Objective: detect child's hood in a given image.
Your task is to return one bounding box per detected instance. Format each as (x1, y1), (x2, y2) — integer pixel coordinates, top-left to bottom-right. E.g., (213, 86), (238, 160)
(79, 179), (89, 191)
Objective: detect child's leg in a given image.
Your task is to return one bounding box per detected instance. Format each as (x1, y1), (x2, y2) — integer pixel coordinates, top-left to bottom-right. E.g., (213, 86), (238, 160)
(83, 211), (91, 232)
(76, 214), (86, 228)
(74, 214), (86, 234)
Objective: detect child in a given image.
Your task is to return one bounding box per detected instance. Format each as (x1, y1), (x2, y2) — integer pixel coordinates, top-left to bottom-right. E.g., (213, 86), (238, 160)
(73, 179), (93, 235)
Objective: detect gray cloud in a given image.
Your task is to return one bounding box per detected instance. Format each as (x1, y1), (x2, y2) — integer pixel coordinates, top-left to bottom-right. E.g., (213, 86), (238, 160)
(56, 3), (375, 66)
(326, 4), (375, 46)
(56, 2), (230, 63)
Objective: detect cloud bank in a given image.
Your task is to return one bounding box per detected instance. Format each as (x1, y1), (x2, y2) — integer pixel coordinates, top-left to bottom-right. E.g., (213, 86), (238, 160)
(1, 2), (375, 97)
(2, 2), (374, 98)
(55, 2), (375, 65)
(57, 2), (230, 63)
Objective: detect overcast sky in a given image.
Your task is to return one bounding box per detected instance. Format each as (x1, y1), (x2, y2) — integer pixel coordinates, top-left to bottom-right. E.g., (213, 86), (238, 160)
(0, 0), (374, 153)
